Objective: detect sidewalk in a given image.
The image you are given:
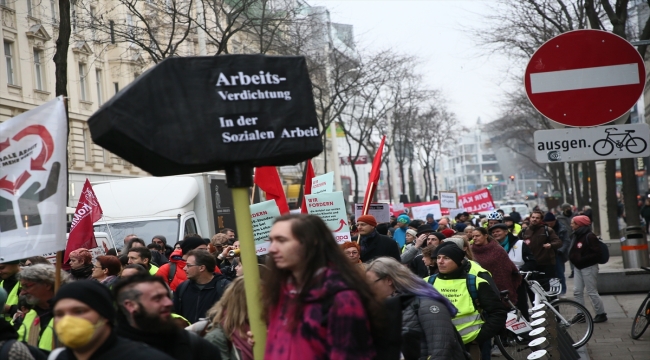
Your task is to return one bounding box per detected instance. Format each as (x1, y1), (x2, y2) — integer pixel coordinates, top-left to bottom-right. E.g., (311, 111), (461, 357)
(561, 267), (650, 360)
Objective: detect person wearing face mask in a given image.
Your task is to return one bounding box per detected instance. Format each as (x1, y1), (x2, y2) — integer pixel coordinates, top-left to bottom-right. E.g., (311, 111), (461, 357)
(48, 280), (174, 360)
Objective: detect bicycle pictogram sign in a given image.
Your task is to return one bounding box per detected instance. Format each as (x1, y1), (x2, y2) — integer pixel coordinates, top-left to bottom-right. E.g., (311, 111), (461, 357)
(593, 127), (648, 156)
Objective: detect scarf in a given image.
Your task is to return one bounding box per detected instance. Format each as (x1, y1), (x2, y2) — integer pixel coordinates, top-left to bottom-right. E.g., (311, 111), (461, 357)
(500, 237), (511, 252)
(471, 240), (522, 305)
(70, 264), (94, 280)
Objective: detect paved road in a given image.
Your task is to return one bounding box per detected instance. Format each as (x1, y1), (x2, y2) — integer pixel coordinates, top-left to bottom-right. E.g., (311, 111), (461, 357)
(560, 263), (650, 360)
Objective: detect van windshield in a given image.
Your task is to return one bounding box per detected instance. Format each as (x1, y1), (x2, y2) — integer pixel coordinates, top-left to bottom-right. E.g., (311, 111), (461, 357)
(94, 219), (179, 250)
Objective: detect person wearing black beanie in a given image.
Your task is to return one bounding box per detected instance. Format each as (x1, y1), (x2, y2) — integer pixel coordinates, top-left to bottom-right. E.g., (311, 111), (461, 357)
(50, 280), (174, 360)
(428, 242), (507, 358)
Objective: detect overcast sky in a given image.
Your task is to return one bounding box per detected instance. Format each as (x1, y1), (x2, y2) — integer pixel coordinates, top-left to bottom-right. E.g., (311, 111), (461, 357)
(311, 0), (515, 127)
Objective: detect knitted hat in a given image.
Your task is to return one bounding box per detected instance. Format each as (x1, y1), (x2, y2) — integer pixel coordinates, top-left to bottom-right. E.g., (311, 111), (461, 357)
(441, 229), (456, 238)
(430, 232), (447, 241)
(435, 241), (465, 267)
(357, 215), (378, 228)
(180, 236), (207, 255)
(406, 229), (417, 237)
(560, 203), (572, 211)
(573, 215), (591, 227)
(397, 214), (411, 225)
(543, 212), (556, 222)
(53, 281), (115, 323)
(442, 237), (465, 251)
(426, 213), (434, 219)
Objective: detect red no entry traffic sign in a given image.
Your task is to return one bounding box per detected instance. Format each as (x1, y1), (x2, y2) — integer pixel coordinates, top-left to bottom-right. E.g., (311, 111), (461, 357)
(524, 30), (645, 127)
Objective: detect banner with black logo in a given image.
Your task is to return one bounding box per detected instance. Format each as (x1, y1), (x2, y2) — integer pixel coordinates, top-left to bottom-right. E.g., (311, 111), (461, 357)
(89, 55), (322, 176)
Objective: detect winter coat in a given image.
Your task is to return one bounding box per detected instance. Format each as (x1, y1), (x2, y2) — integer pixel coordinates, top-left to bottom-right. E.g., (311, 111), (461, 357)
(173, 274), (231, 324)
(552, 222), (571, 262)
(204, 324), (239, 360)
(265, 268), (375, 360)
(641, 205), (650, 222)
(155, 249), (187, 291)
(358, 230), (400, 263)
(569, 226), (602, 269)
(400, 243), (422, 264)
(521, 224), (562, 266)
(408, 254), (432, 278)
(471, 240), (522, 305)
(400, 294), (467, 360)
(116, 322), (220, 360)
(50, 332), (176, 360)
(556, 212), (574, 238)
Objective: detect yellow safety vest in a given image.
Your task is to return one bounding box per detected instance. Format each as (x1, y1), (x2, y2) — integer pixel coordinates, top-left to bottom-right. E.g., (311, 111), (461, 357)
(511, 223), (522, 236)
(0, 280), (19, 322)
(171, 313), (191, 327)
(16, 309), (55, 351)
(467, 260), (491, 278)
(149, 264), (159, 275)
(427, 275), (486, 344)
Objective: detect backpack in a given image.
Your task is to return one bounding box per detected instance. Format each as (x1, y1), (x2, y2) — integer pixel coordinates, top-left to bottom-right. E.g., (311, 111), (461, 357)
(427, 273), (479, 309)
(168, 263), (177, 284)
(596, 236), (610, 264)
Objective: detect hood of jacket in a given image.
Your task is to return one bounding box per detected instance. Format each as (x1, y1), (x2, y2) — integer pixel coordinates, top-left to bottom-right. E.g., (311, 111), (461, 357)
(169, 249), (186, 267)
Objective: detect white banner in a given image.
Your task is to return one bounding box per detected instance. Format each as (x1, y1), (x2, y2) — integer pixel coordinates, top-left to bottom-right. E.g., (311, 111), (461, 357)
(0, 98), (67, 262)
(354, 203), (391, 224)
(411, 203), (442, 221)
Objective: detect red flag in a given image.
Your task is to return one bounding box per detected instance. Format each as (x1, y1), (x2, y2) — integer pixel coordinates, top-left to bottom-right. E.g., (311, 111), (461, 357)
(362, 136), (386, 215)
(254, 166), (290, 214)
(65, 179), (103, 264)
(300, 160), (315, 213)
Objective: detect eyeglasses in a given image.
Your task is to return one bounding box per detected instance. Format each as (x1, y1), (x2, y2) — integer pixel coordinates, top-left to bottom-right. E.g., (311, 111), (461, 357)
(185, 264), (201, 268)
(344, 251), (359, 255)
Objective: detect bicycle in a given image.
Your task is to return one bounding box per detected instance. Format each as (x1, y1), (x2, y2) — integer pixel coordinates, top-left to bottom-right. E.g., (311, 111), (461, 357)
(630, 267), (650, 339)
(593, 127), (647, 156)
(494, 271), (594, 360)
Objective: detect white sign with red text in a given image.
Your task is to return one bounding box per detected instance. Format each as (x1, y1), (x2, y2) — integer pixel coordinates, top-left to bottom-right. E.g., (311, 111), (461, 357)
(249, 199), (281, 255)
(305, 191), (350, 244)
(311, 172), (334, 194)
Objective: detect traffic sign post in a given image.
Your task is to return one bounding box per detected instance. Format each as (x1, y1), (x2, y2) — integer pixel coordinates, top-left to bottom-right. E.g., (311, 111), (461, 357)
(524, 30), (645, 127)
(534, 123), (650, 163)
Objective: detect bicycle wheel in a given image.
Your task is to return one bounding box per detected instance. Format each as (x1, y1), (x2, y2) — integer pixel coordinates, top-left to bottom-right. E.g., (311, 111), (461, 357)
(631, 295), (650, 339)
(593, 139), (614, 156)
(550, 299), (594, 348)
(625, 137), (648, 154)
(495, 330), (534, 360)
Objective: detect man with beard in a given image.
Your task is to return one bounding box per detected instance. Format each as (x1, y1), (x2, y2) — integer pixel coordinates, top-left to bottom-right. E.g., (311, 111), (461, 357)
(17, 264), (70, 351)
(355, 215), (400, 263)
(114, 274), (220, 360)
(0, 260), (20, 322)
(49, 281), (174, 360)
(521, 210), (563, 286)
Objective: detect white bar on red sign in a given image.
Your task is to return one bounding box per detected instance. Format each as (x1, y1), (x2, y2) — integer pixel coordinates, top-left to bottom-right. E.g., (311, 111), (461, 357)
(530, 63), (639, 94)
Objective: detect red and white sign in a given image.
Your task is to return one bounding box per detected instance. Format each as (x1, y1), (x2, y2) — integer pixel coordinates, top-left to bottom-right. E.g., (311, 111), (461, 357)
(0, 98), (68, 262)
(524, 30), (645, 127)
(458, 189), (495, 213)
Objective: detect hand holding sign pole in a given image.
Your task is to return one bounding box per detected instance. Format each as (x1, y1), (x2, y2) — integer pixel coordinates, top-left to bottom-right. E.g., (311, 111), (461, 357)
(88, 55), (322, 359)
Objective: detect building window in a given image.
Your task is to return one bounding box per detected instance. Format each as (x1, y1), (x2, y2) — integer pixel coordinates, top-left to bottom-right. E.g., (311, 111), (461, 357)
(79, 63), (88, 101)
(113, 82), (119, 94)
(83, 127), (93, 162)
(34, 49), (44, 90)
(50, 0), (57, 21)
(4, 42), (15, 85)
(95, 69), (103, 105)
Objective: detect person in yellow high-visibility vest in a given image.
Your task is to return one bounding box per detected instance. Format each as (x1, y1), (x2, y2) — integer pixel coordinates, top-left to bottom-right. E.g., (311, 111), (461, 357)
(0, 260), (21, 322)
(426, 242), (506, 359)
(17, 263), (70, 351)
(127, 247), (159, 275)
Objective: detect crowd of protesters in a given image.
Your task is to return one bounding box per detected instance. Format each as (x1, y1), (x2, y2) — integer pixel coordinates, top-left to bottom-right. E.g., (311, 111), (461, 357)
(0, 203), (609, 360)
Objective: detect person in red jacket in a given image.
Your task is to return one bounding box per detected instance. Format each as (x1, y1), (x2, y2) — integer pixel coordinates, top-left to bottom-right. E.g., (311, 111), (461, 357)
(156, 237), (220, 291)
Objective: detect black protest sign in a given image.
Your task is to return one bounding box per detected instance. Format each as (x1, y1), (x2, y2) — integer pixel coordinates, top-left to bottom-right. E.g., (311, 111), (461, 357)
(88, 55), (322, 176)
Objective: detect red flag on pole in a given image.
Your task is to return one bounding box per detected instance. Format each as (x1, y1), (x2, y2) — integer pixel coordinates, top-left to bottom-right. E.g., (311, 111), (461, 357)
(362, 136), (386, 215)
(300, 160), (315, 213)
(65, 179), (103, 264)
(254, 166), (290, 214)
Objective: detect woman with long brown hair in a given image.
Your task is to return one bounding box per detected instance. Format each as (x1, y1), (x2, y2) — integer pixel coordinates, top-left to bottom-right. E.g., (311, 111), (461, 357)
(262, 214), (381, 360)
